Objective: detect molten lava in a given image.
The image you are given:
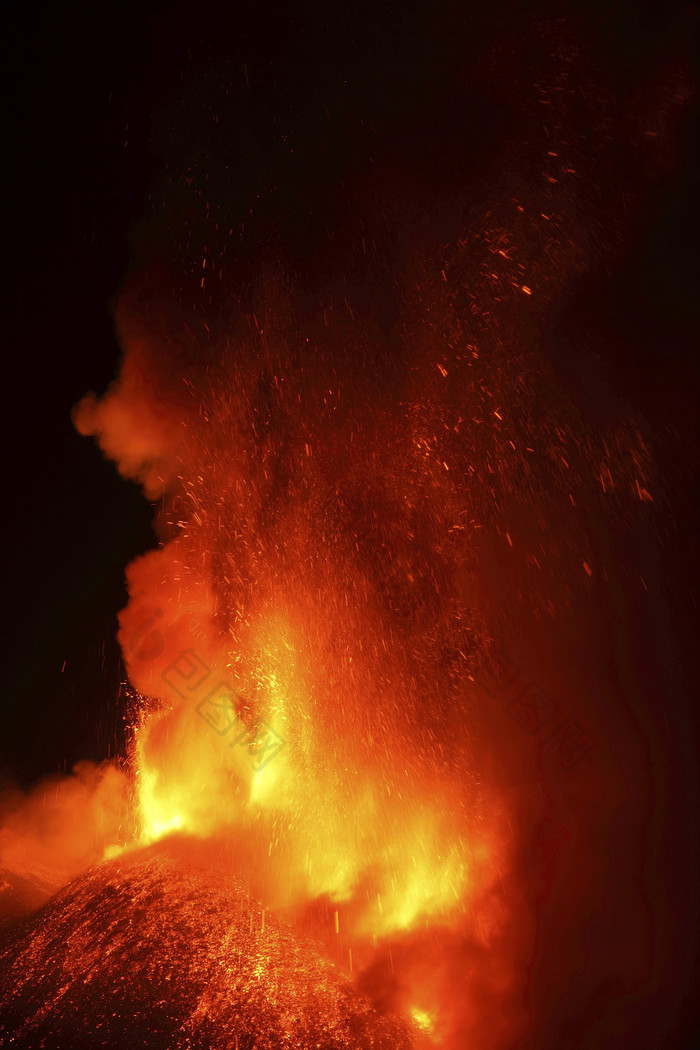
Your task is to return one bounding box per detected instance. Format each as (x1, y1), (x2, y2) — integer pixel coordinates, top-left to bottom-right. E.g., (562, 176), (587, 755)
(0, 837), (419, 1049)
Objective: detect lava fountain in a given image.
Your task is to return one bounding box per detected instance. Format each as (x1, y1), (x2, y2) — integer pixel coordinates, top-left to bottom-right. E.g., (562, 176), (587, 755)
(1, 10), (696, 1049)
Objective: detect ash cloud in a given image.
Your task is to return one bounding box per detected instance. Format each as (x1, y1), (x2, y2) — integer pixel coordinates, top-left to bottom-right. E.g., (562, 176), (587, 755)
(64, 7), (698, 1049)
(0, 761), (131, 924)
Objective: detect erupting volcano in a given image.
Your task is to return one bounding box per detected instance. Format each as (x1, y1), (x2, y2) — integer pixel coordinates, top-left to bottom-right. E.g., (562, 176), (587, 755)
(2, 3), (698, 1048)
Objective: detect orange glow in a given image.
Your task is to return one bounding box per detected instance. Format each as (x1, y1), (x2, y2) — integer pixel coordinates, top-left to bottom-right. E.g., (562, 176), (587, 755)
(60, 40), (672, 1043)
(65, 241), (659, 1043)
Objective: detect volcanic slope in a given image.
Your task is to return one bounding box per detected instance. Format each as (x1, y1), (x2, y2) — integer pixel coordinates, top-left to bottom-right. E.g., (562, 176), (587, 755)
(0, 837), (417, 1049)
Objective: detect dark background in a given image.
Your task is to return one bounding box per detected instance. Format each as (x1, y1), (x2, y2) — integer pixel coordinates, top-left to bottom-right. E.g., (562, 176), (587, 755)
(0, 0), (697, 806)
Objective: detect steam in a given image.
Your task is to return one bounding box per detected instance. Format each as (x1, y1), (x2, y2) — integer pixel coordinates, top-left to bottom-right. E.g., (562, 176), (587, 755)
(73, 299), (199, 500)
(0, 761), (130, 921)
